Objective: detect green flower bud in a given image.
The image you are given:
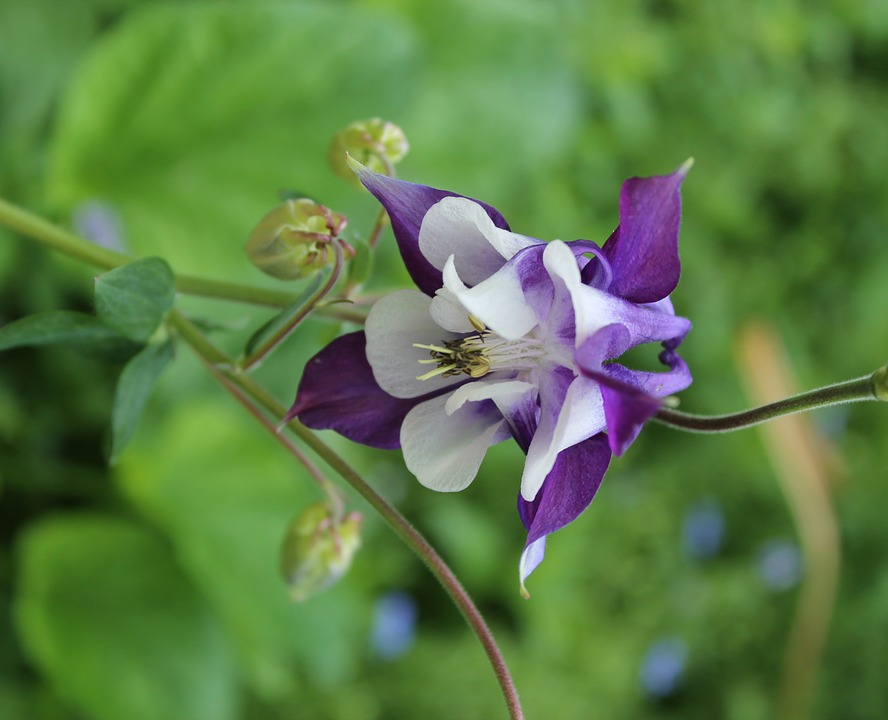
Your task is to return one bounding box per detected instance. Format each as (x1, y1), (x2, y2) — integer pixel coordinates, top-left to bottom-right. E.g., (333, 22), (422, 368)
(329, 118), (409, 183)
(280, 502), (362, 602)
(246, 199), (347, 280)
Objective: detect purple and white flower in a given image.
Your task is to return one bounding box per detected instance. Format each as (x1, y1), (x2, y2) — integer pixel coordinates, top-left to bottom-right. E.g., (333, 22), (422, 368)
(288, 160), (693, 592)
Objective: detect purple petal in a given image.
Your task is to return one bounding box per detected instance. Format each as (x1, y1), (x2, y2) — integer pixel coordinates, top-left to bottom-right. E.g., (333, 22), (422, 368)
(286, 331), (445, 449)
(518, 434), (612, 590)
(575, 324), (692, 455)
(351, 162), (511, 296)
(603, 161), (692, 304)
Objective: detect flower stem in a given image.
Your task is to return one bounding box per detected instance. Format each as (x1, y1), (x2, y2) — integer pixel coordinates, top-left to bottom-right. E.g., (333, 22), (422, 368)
(0, 196), (299, 308)
(240, 242), (345, 371)
(654, 371), (882, 433)
(166, 309), (524, 720)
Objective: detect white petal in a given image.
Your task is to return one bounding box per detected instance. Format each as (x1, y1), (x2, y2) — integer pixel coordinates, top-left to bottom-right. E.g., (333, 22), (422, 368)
(401, 394), (510, 492)
(419, 197), (537, 285)
(444, 379), (536, 416)
(429, 287), (474, 333)
(543, 241), (623, 347)
(521, 375), (606, 500)
(365, 290), (462, 399)
(442, 256), (538, 340)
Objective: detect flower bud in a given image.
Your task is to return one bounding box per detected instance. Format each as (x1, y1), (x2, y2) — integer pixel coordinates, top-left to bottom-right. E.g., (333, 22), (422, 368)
(329, 118), (409, 183)
(246, 199), (347, 280)
(280, 502), (362, 602)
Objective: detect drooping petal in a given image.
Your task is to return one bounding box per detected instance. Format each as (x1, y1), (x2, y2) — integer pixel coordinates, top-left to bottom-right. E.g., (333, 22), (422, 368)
(575, 324), (689, 455)
(442, 256), (539, 341)
(520, 368), (606, 501)
(365, 289), (464, 399)
(418, 197), (538, 286)
(287, 332), (443, 450)
(602, 160), (692, 304)
(428, 287), (474, 333)
(444, 379), (536, 416)
(579, 286), (692, 349)
(350, 159), (512, 296)
(518, 434), (612, 592)
(400, 394), (511, 492)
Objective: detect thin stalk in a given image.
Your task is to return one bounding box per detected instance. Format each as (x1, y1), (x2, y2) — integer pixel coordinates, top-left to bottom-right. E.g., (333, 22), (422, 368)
(0, 195), (304, 308)
(367, 206), (389, 249)
(654, 373), (879, 433)
(240, 242), (345, 371)
(167, 309), (524, 720)
(203, 360), (346, 518)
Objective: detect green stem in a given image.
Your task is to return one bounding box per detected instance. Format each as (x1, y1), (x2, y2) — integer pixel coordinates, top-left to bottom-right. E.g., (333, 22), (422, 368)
(655, 372), (881, 433)
(0, 196), (299, 308)
(166, 309), (524, 720)
(240, 242), (345, 371)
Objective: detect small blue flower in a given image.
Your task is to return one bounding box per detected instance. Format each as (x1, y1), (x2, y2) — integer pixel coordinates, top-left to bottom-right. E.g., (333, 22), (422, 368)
(683, 499), (725, 559)
(757, 539), (804, 592)
(289, 161), (693, 592)
(369, 591), (418, 660)
(640, 636), (688, 699)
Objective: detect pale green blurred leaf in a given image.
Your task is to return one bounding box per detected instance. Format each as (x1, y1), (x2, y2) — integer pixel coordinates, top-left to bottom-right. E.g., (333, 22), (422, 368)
(14, 514), (237, 720)
(94, 257), (175, 342)
(117, 400), (366, 697)
(48, 2), (416, 279)
(110, 338), (174, 462)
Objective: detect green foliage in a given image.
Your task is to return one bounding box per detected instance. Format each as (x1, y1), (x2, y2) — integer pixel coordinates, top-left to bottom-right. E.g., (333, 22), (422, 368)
(94, 257), (175, 342)
(14, 514), (238, 720)
(110, 339), (174, 462)
(0, 310), (143, 361)
(1, 0), (888, 719)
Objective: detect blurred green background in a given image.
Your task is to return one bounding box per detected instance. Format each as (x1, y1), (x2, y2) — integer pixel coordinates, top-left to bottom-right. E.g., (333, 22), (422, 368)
(1, 0), (887, 718)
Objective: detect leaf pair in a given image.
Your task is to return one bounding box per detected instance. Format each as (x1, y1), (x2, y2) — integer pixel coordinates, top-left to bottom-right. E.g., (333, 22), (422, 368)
(0, 257), (176, 461)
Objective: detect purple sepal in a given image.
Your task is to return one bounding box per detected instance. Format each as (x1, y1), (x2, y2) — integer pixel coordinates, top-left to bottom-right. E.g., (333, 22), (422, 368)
(603, 163), (690, 304)
(517, 434), (612, 586)
(352, 163), (512, 297)
(286, 331), (443, 450)
(576, 324), (691, 456)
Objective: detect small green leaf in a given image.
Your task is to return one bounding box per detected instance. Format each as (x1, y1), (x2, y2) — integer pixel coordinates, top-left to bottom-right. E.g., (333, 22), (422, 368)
(14, 514), (237, 720)
(94, 257), (175, 342)
(110, 339), (175, 463)
(0, 310), (142, 361)
(243, 273), (322, 357)
(345, 238), (373, 289)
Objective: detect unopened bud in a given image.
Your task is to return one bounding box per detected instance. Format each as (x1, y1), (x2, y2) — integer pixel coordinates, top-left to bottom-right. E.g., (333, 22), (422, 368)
(246, 199), (347, 280)
(280, 502), (362, 602)
(329, 118), (409, 183)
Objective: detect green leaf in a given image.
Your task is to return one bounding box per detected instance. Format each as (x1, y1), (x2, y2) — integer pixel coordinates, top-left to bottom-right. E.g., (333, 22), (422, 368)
(243, 273), (322, 357)
(117, 400), (366, 696)
(0, 310), (142, 361)
(48, 3), (416, 280)
(14, 514), (238, 720)
(110, 339), (175, 463)
(94, 257), (175, 342)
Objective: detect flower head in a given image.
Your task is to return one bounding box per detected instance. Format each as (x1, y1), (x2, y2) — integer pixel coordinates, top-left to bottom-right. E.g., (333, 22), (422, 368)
(288, 160), (693, 593)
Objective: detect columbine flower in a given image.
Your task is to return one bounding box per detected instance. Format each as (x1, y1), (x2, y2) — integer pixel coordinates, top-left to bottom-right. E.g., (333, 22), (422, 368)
(287, 160), (693, 593)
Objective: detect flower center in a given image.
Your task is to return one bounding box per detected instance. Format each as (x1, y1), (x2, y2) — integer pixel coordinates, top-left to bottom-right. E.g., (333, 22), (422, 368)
(413, 316), (546, 381)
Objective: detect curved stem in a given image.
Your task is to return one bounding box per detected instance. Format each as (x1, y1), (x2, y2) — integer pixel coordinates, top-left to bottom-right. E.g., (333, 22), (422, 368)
(166, 309), (524, 720)
(0, 196), (299, 308)
(240, 242), (345, 371)
(654, 373), (880, 433)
